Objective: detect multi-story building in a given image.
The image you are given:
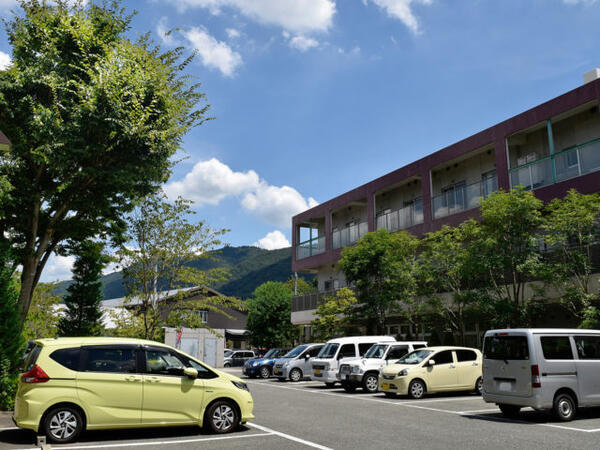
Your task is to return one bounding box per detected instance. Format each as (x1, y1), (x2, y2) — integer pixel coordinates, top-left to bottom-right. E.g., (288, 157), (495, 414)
(291, 70), (600, 343)
(0, 129), (9, 152)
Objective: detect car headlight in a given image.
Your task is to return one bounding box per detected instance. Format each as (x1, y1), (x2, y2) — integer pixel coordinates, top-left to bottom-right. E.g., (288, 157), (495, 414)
(397, 369), (408, 377)
(232, 380), (249, 391)
(351, 365), (361, 374)
(252, 361), (259, 367)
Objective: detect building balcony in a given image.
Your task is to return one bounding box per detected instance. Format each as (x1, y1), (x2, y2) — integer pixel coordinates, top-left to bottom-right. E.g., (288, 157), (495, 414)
(510, 138), (600, 190)
(376, 201), (423, 232)
(332, 221), (368, 250)
(432, 174), (498, 219)
(296, 235), (326, 260)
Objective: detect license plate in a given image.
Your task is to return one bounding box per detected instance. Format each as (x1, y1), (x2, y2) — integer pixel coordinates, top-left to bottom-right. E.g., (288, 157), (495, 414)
(274, 369), (279, 374)
(382, 383), (389, 390)
(498, 382), (512, 391)
(314, 369), (321, 376)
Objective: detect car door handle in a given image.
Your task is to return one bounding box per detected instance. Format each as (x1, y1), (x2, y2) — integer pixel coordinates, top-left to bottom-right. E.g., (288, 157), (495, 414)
(472, 363), (479, 367)
(125, 376), (140, 382)
(146, 376), (161, 383)
(450, 365), (456, 369)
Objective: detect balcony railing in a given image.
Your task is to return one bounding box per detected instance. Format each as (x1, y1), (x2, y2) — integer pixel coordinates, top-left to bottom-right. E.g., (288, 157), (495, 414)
(332, 221), (368, 249)
(292, 289), (340, 312)
(510, 138), (600, 190)
(376, 202), (424, 232)
(296, 235), (326, 260)
(432, 175), (498, 219)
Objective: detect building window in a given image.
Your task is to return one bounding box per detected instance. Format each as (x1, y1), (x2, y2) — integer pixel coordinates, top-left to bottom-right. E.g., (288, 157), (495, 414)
(195, 310), (208, 323)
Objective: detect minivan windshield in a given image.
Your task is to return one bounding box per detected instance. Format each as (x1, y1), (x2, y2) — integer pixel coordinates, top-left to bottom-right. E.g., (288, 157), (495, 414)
(396, 349), (433, 365)
(318, 343), (339, 359)
(224, 350), (233, 358)
(484, 336), (529, 360)
(364, 344), (387, 359)
(263, 348), (278, 359)
(284, 345), (308, 359)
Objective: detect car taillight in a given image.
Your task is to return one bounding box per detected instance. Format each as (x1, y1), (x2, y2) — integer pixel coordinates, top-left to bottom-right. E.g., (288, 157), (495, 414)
(531, 364), (541, 388)
(21, 365), (49, 383)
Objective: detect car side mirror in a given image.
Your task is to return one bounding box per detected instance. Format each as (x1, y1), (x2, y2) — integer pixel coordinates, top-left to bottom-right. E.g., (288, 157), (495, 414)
(305, 354), (310, 360)
(428, 359), (436, 366)
(183, 367), (198, 379)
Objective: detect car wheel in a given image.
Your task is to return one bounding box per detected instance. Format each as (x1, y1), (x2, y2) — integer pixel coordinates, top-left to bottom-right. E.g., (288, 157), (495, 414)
(408, 379), (426, 399)
(384, 392), (397, 399)
(499, 404), (521, 418)
(474, 377), (483, 395)
(325, 382), (336, 388)
(289, 368), (303, 382)
(259, 366), (271, 379)
(362, 373), (379, 393)
(553, 393), (576, 422)
(224, 363), (231, 368)
(43, 406), (84, 444)
(205, 401), (239, 434)
(342, 381), (356, 393)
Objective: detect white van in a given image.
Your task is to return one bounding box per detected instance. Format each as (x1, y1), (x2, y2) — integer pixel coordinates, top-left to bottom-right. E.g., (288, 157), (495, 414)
(482, 328), (600, 421)
(311, 336), (395, 387)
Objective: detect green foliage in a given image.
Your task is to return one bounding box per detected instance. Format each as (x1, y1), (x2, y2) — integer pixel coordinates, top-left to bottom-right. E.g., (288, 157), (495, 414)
(23, 282), (62, 340)
(312, 287), (357, 340)
(339, 229), (421, 334)
(0, 358), (18, 411)
(285, 276), (316, 296)
(0, 0), (211, 323)
(107, 308), (147, 339)
(246, 281), (293, 348)
(0, 239), (24, 371)
(58, 241), (108, 337)
(118, 191), (244, 340)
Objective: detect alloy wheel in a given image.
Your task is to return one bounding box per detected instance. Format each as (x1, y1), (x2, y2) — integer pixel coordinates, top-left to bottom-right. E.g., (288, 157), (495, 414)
(364, 375), (378, 393)
(212, 404), (235, 431)
(48, 411), (78, 441)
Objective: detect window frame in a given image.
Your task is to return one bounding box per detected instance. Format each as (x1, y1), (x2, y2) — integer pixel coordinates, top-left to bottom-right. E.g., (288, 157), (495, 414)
(431, 350), (455, 366)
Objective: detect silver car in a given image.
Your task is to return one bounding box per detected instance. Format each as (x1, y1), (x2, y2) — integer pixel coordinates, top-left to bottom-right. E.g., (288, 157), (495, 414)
(273, 343), (324, 382)
(482, 328), (600, 421)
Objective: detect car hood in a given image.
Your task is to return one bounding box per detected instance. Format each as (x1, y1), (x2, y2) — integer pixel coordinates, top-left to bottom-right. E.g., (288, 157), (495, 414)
(382, 363), (419, 376)
(247, 358), (269, 365)
(214, 369), (245, 384)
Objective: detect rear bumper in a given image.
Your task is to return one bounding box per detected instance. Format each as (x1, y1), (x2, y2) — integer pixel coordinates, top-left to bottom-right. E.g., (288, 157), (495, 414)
(483, 391), (546, 409)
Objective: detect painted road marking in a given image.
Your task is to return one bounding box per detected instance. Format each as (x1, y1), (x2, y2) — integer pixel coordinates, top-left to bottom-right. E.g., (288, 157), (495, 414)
(249, 423), (333, 449)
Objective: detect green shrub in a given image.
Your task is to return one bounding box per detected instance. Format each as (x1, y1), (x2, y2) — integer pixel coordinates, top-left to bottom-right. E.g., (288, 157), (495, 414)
(0, 358), (18, 411)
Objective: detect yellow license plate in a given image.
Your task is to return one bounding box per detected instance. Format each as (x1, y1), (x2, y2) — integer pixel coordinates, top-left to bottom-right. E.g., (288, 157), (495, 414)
(382, 383), (389, 390)
(315, 369), (321, 375)
(274, 369), (279, 374)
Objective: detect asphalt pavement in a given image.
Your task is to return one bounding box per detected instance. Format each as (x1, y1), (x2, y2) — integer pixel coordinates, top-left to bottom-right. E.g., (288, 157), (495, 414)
(2, 368), (600, 449)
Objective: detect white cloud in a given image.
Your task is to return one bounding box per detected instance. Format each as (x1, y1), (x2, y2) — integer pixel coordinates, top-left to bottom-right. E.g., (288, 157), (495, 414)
(226, 28), (240, 39)
(254, 230), (290, 250)
(288, 35), (319, 52)
(41, 254), (75, 282)
(164, 158), (318, 228)
(182, 27), (242, 77)
(156, 16), (179, 46)
(168, 0), (336, 34)
(165, 158), (259, 205)
(365, 0), (433, 34)
(0, 51), (11, 70)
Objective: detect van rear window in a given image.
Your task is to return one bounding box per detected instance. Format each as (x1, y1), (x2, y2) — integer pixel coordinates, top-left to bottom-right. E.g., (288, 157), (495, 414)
(50, 347), (81, 370)
(483, 336), (529, 360)
(24, 345), (42, 371)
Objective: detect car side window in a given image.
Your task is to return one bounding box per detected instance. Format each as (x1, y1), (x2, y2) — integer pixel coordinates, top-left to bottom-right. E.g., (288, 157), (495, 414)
(387, 346), (409, 360)
(358, 343), (375, 356)
(456, 350), (477, 362)
(245, 352), (254, 358)
(82, 347), (137, 373)
(308, 346), (323, 357)
(541, 337), (574, 360)
(50, 347), (80, 371)
(432, 350), (454, 365)
(338, 344), (356, 359)
(145, 349), (186, 376)
(413, 344), (426, 350)
(574, 336), (600, 359)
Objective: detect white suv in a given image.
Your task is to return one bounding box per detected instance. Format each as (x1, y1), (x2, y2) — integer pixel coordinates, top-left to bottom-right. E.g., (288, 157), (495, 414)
(339, 341), (427, 393)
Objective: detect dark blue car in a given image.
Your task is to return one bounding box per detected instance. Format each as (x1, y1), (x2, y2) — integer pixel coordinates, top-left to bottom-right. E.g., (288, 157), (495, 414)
(242, 348), (291, 378)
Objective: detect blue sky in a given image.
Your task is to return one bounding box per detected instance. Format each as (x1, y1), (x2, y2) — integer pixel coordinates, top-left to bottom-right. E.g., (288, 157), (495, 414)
(1, 0), (600, 281)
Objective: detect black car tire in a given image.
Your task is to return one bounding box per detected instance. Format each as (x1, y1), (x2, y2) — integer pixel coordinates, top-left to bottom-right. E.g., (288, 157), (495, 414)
(553, 393), (577, 422)
(408, 379), (426, 399)
(289, 368), (303, 382)
(224, 363), (231, 368)
(43, 405), (84, 444)
(362, 373), (379, 393)
(205, 400), (239, 434)
(474, 377), (483, 395)
(259, 366), (271, 379)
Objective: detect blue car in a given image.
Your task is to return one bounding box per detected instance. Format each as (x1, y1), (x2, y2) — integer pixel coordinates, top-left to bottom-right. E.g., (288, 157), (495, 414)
(242, 348), (291, 378)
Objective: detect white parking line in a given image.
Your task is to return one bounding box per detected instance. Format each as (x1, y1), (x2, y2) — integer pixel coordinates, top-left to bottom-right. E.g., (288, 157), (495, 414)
(16, 432), (274, 450)
(249, 423), (333, 449)
(399, 396), (477, 404)
(0, 427), (19, 431)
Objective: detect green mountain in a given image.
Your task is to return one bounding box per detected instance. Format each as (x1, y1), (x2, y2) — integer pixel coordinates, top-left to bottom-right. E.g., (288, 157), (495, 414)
(55, 246), (313, 300)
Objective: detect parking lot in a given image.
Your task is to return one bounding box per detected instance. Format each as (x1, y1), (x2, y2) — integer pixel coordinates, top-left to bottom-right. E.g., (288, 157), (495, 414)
(2, 367), (600, 449)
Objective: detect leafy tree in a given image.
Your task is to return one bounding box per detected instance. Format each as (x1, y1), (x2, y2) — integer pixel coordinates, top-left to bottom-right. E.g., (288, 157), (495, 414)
(246, 281), (293, 348)
(312, 287), (357, 340)
(419, 221), (484, 345)
(339, 229), (421, 334)
(540, 189), (600, 326)
(23, 281), (62, 340)
(119, 192), (243, 340)
(475, 188), (545, 327)
(285, 276), (315, 295)
(58, 241), (108, 337)
(0, 240), (23, 369)
(107, 307), (146, 339)
(0, 0), (210, 324)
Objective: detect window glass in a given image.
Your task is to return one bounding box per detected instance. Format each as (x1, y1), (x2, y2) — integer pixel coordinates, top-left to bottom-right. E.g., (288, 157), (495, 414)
(413, 344), (426, 350)
(50, 348), (80, 371)
(541, 337), (573, 360)
(338, 344), (356, 359)
(574, 336), (600, 359)
(358, 343), (375, 356)
(284, 345), (308, 358)
(145, 349), (186, 375)
(83, 347), (136, 373)
(307, 346), (323, 358)
(483, 336), (529, 360)
(397, 350), (433, 365)
(365, 345), (387, 359)
(387, 346), (409, 360)
(432, 350), (454, 365)
(245, 352), (254, 358)
(318, 343), (339, 358)
(24, 345), (42, 372)
(456, 350), (477, 362)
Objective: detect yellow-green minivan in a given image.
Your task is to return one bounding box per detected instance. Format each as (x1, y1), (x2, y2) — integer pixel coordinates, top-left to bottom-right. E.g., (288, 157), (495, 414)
(13, 337), (254, 443)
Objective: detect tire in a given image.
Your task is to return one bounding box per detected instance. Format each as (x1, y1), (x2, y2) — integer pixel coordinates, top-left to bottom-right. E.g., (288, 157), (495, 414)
(342, 381), (357, 393)
(205, 400), (239, 434)
(259, 366), (271, 379)
(553, 393), (577, 422)
(408, 379), (426, 399)
(499, 404), (521, 418)
(224, 363), (231, 368)
(43, 405), (84, 444)
(325, 382), (336, 388)
(384, 392), (397, 399)
(289, 368), (303, 382)
(474, 377), (483, 396)
(362, 373), (379, 394)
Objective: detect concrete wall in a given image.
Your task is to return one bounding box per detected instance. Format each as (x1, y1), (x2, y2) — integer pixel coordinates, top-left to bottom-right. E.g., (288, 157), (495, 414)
(316, 265), (347, 292)
(165, 327), (226, 368)
(553, 106), (600, 152)
(375, 180), (422, 214)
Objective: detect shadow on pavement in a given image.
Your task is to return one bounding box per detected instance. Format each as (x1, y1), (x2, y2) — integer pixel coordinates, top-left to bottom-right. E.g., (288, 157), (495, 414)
(0, 428), (37, 446)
